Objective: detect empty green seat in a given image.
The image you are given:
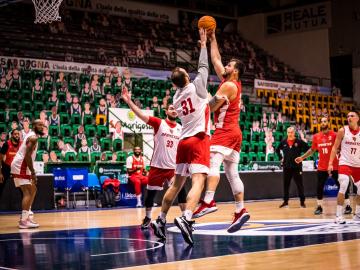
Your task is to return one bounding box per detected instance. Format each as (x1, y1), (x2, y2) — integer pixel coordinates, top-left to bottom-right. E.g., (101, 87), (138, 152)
(64, 152), (77, 161)
(116, 151), (127, 162)
(112, 139), (123, 151)
(77, 152), (90, 162)
(60, 124), (72, 137)
(100, 137), (111, 151)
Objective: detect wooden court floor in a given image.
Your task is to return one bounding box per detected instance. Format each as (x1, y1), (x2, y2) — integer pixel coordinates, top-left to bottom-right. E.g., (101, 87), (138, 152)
(1, 198), (360, 269)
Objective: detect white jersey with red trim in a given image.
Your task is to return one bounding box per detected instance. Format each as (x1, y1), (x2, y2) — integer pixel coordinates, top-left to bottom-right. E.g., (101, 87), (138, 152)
(151, 120), (182, 169)
(173, 83), (210, 140)
(11, 131), (38, 178)
(339, 126), (360, 167)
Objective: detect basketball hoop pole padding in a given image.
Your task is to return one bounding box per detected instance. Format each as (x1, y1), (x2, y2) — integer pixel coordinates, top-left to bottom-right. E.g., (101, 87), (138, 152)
(32, 0), (63, 24)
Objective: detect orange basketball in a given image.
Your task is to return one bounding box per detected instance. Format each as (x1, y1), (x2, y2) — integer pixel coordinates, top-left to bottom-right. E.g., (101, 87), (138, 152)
(198, 16), (216, 31)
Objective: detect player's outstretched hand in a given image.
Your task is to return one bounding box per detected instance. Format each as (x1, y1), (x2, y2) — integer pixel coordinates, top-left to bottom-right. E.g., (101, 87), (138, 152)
(121, 86), (130, 104)
(295, 157), (303, 164)
(199, 28), (207, 47)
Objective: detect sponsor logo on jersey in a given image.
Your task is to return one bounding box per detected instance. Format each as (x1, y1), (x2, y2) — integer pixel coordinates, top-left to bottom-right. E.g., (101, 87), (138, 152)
(168, 219), (360, 236)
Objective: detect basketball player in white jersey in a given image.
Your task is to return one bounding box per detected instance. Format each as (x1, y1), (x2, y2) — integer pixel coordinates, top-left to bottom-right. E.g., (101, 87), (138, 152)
(151, 28), (210, 245)
(193, 30), (249, 233)
(121, 87), (187, 229)
(11, 119), (44, 229)
(328, 111), (360, 223)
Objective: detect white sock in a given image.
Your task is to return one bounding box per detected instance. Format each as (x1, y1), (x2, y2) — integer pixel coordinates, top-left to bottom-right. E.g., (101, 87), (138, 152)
(317, 200), (323, 207)
(235, 201), (244, 213)
(136, 195), (142, 204)
(159, 212), (167, 222)
(356, 205), (360, 215)
(336, 205), (343, 217)
(204, 191), (215, 204)
(344, 199), (350, 207)
(29, 207), (33, 216)
(21, 210), (29, 221)
(183, 210), (193, 221)
(145, 209), (152, 219)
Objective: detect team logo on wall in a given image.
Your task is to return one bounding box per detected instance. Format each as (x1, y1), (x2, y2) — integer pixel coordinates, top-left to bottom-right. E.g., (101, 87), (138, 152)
(168, 219), (360, 236)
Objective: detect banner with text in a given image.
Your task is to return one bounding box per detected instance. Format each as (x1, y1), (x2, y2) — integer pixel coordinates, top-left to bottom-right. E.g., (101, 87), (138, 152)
(64, 0), (178, 23)
(1, 55), (221, 82)
(109, 108), (154, 134)
(254, 79), (331, 95)
(266, 2), (331, 35)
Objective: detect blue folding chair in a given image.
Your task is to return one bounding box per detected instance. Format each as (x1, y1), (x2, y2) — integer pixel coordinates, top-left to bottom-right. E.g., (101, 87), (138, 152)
(87, 173), (101, 208)
(66, 168), (89, 209)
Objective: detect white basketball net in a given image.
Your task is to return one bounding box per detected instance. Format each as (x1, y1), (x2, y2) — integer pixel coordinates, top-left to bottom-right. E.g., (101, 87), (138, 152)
(32, 0), (63, 24)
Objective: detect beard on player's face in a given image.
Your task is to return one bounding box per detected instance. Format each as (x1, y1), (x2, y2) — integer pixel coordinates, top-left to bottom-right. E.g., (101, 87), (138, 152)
(320, 124), (329, 131)
(167, 115), (177, 121)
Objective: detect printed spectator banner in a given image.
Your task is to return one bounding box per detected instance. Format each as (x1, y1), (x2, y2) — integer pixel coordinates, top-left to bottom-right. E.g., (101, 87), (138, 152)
(64, 0), (178, 23)
(254, 79), (331, 95)
(0, 56), (220, 82)
(109, 108), (154, 165)
(266, 2), (331, 35)
(109, 108), (154, 134)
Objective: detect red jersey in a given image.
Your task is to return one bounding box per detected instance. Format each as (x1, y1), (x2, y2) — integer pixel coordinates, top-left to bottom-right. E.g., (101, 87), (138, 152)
(312, 130), (339, 171)
(213, 80), (242, 130)
(126, 155), (145, 175)
(3, 140), (20, 167)
(211, 80), (242, 152)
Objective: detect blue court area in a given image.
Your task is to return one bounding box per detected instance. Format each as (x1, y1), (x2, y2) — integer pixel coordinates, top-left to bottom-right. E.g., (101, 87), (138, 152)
(1, 222), (360, 269)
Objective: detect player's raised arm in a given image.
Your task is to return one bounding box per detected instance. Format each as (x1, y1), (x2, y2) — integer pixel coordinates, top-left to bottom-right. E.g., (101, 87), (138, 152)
(209, 31), (225, 80)
(193, 28), (209, 99)
(328, 128), (344, 174)
(121, 87), (149, 123)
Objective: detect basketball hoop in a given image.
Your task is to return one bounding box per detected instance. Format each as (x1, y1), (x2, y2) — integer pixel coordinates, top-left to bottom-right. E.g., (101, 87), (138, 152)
(32, 0), (63, 24)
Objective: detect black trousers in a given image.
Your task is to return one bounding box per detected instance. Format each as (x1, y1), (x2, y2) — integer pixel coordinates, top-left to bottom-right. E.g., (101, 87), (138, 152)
(0, 165), (10, 200)
(283, 168), (305, 203)
(317, 171), (350, 200)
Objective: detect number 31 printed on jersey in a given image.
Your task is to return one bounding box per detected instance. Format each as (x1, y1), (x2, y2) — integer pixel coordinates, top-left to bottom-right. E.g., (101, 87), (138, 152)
(181, 98), (196, 115)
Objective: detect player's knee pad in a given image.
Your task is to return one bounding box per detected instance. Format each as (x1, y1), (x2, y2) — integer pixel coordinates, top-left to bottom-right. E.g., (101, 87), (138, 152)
(223, 160), (244, 195)
(208, 152), (225, 177)
(338, 174), (350, 194)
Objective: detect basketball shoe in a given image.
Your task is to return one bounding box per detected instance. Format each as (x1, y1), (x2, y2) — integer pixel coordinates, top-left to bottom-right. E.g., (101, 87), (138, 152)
(19, 218), (39, 229)
(193, 200), (218, 218)
(151, 217), (166, 239)
(141, 216), (151, 230)
(174, 216), (195, 246)
(344, 205), (352, 215)
(334, 216), (346, 224)
(227, 208), (250, 233)
(314, 205), (323, 215)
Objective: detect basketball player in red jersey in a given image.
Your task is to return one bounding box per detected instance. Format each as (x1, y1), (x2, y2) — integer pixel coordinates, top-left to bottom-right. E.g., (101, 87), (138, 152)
(0, 129), (21, 199)
(295, 117), (351, 215)
(329, 111), (360, 223)
(151, 28), (210, 245)
(193, 31), (250, 233)
(121, 87), (186, 229)
(126, 146), (148, 207)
